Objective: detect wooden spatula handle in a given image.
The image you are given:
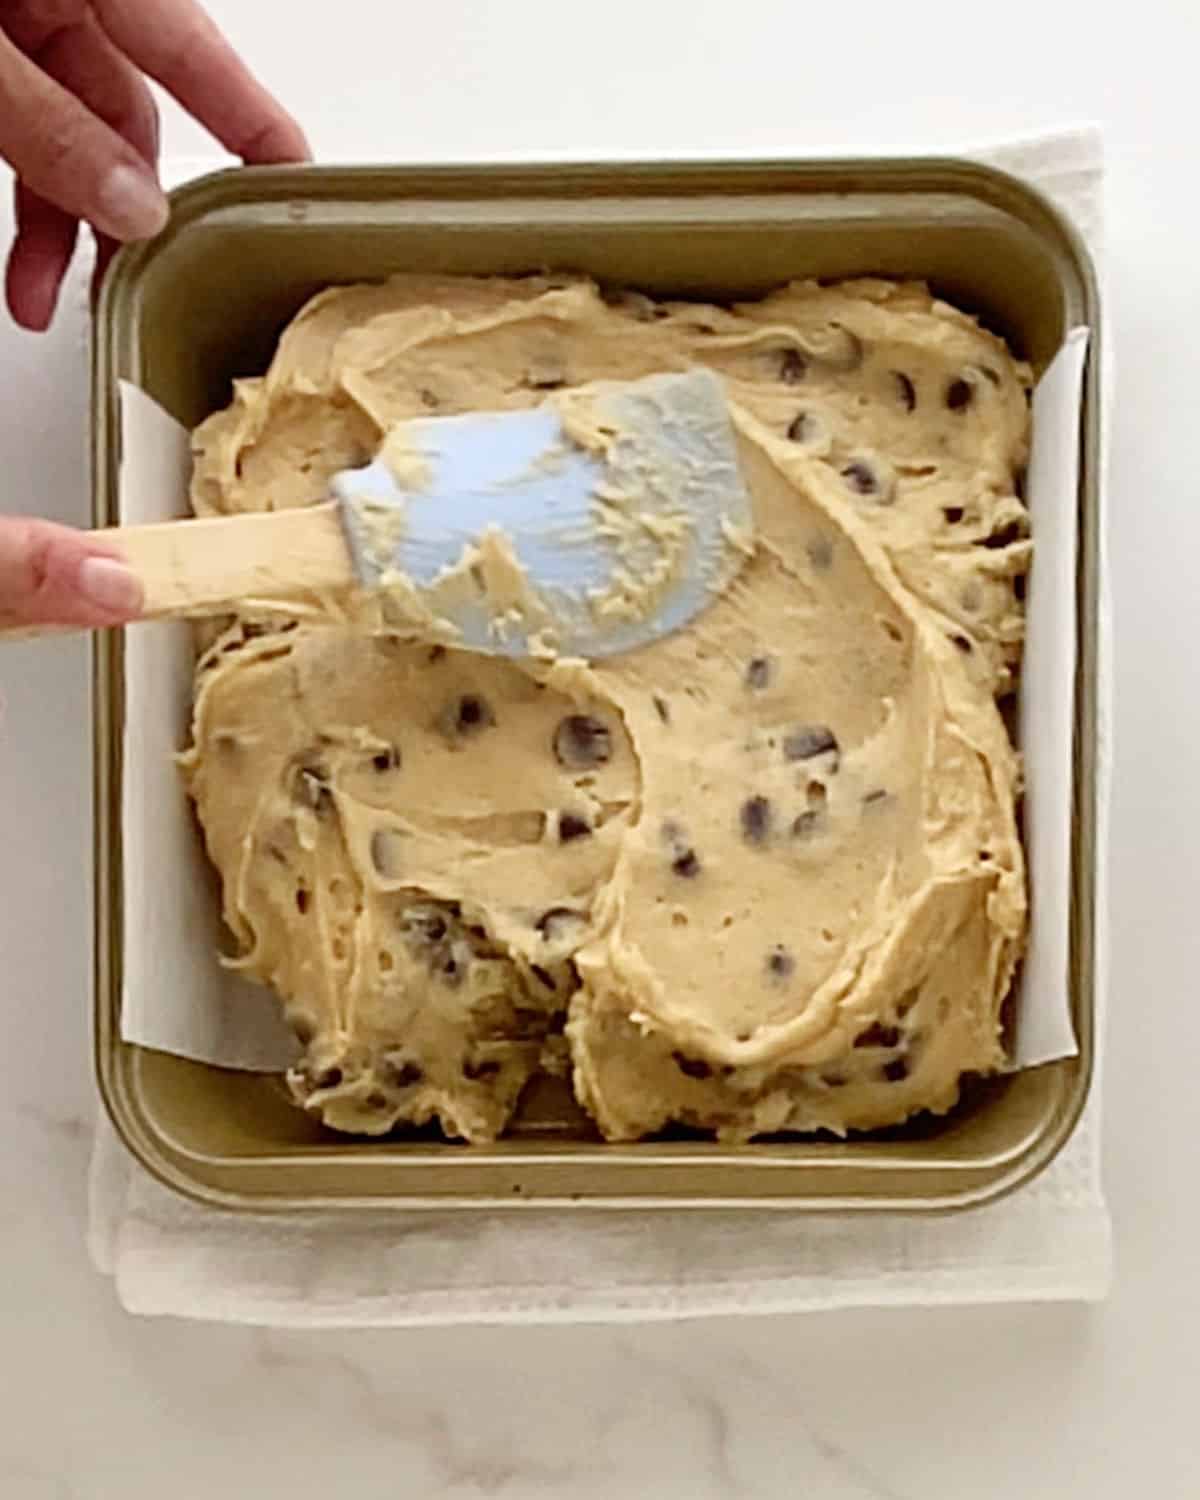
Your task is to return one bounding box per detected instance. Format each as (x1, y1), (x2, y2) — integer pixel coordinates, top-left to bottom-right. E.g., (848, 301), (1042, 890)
(0, 502), (351, 642)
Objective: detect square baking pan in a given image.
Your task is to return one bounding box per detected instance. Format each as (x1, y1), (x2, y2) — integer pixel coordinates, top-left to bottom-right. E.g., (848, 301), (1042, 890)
(92, 158), (1101, 1212)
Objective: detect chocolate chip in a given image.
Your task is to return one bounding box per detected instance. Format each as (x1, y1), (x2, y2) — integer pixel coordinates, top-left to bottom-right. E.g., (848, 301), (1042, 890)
(854, 1022), (901, 1048)
(740, 795), (772, 845)
(558, 812), (592, 843)
(428, 645), (447, 663)
(463, 1057), (502, 1080)
(381, 1056), (423, 1089)
(787, 411), (817, 442)
(310, 1065), (343, 1090)
(745, 656), (772, 691)
(672, 848), (701, 879)
(653, 695), (671, 725)
(1014, 573), (1027, 602)
(792, 810), (824, 839)
(242, 622), (267, 639)
(783, 725), (839, 763)
(400, 904), (450, 947)
(894, 371), (917, 412)
(420, 389), (441, 410)
(982, 366), (1002, 386)
(943, 506), (964, 525)
(295, 887), (310, 914)
(371, 746), (400, 772)
(950, 634), (972, 654)
(946, 377), (973, 411)
(979, 521), (1024, 550)
(439, 952), (465, 987)
(439, 693), (495, 741)
(554, 714), (612, 769)
(530, 964), (557, 990)
(883, 1057), (910, 1083)
(778, 349), (807, 384)
(673, 1051), (712, 1080)
(863, 789), (889, 806)
(766, 945), (794, 980)
(841, 461), (879, 497)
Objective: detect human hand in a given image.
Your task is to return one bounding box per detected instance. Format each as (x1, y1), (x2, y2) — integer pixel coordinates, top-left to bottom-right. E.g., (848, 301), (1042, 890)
(0, 515), (141, 630)
(0, 0), (309, 331)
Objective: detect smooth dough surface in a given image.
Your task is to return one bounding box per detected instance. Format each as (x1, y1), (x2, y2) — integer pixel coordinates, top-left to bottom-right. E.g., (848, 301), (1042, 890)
(184, 274), (1032, 1141)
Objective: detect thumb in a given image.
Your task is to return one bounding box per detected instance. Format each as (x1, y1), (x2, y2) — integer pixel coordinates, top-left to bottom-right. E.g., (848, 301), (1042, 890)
(0, 31), (167, 243)
(0, 517), (143, 628)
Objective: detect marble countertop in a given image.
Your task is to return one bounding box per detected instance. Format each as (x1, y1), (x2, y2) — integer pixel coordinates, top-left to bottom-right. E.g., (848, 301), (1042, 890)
(1, 0), (1196, 1494)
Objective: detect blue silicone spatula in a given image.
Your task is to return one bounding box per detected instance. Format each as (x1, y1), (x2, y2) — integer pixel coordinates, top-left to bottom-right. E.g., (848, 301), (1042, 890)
(2, 370), (754, 657)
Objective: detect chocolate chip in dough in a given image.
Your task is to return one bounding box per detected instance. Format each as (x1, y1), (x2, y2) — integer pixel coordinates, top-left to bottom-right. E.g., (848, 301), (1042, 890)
(777, 349), (807, 384)
(558, 812), (592, 843)
(854, 1022), (901, 1049)
(653, 695), (671, 725)
(671, 848), (702, 879)
(894, 372), (917, 412)
(1014, 572), (1027, 602)
(786, 411), (818, 443)
(673, 1051), (712, 1080)
(439, 693), (495, 742)
(945, 377), (973, 412)
(462, 1057), (502, 1080)
(553, 714), (612, 770)
(950, 633), (973, 654)
(863, 788), (889, 807)
(371, 746), (401, 772)
(745, 656), (772, 691)
(841, 460), (882, 497)
(309, 1065), (343, 1091)
(883, 1056), (910, 1083)
(380, 1055), (424, 1089)
(979, 520), (1025, 551)
(295, 887), (310, 915)
(428, 645), (447, 663)
(740, 795), (773, 845)
(942, 506), (964, 525)
(765, 945), (795, 981)
(782, 724), (839, 765)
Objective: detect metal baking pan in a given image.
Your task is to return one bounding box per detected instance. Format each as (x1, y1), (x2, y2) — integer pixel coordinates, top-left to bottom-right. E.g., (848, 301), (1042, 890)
(92, 158), (1100, 1211)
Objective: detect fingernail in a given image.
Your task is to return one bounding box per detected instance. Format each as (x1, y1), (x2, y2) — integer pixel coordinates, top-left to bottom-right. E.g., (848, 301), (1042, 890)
(95, 165), (169, 241)
(79, 557), (143, 616)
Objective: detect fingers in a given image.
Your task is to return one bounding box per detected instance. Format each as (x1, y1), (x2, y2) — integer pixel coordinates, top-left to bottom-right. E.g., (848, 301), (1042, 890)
(6, 183), (78, 330)
(0, 516), (142, 628)
(3, 9), (161, 328)
(0, 29), (167, 244)
(95, 0), (309, 163)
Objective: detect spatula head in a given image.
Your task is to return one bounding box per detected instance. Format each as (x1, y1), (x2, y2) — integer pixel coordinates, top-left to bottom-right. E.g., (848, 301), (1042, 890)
(332, 369), (753, 659)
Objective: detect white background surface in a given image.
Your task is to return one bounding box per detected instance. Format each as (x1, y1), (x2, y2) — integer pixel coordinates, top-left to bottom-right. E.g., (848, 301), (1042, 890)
(0, 1), (1189, 1496)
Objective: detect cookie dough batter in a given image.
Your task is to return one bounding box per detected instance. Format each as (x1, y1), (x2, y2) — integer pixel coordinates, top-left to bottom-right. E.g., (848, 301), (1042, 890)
(184, 274), (1032, 1141)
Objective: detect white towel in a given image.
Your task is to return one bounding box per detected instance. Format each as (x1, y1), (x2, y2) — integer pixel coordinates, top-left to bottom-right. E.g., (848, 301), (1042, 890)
(89, 127), (1113, 1325)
